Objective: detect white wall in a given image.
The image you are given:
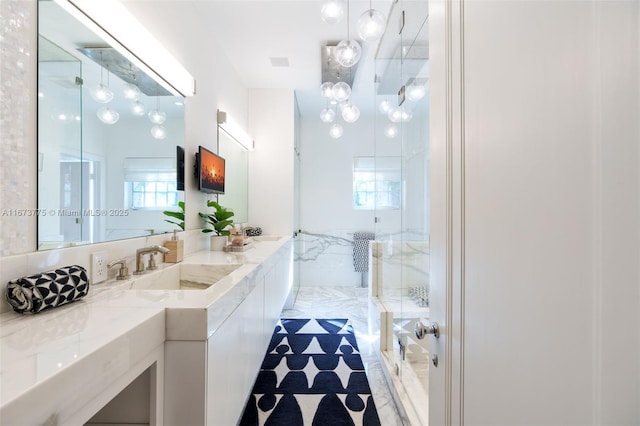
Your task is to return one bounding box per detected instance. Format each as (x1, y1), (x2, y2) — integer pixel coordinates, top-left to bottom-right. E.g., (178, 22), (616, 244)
(299, 116), (376, 233)
(248, 88), (295, 235)
(429, 0), (640, 423)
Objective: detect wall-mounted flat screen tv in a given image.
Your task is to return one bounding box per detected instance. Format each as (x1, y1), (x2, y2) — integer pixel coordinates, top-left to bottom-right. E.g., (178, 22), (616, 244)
(197, 145), (225, 194)
(176, 145), (185, 191)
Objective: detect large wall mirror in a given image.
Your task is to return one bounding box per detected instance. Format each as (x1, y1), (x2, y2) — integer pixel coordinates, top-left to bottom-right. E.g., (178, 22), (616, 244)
(37, 1), (186, 250)
(217, 129), (248, 224)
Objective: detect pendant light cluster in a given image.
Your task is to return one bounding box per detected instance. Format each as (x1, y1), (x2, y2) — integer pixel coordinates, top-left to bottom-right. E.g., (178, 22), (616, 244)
(88, 55), (169, 139)
(148, 95), (168, 140)
(378, 79), (427, 139)
(90, 52), (120, 125)
(319, 0), (386, 138)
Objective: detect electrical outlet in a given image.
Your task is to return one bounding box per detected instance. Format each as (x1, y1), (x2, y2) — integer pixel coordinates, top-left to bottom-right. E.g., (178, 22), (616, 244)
(91, 251), (108, 283)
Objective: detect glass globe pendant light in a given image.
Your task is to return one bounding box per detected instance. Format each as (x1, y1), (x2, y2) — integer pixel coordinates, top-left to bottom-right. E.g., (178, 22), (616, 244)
(341, 102), (360, 123)
(384, 123), (398, 138)
(379, 99), (392, 114)
(335, 39), (362, 67)
(332, 82), (351, 102)
(388, 106), (412, 123)
(123, 83), (141, 100)
(148, 85), (167, 125)
(334, 0), (362, 68)
(90, 83), (114, 103)
(90, 58), (114, 104)
(97, 106), (119, 125)
(320, 0), (345, 24)
(329, 123), (344, 139)
(130, 100), (146, 116)
(150, 125), (167, 140)
(320, 82), (334, 98)
(357, 8), (386, 42)
(148, 109), (166, 124)
(407, 83), (427, 101)
(388, 106), (402, 123)
(320, 107), (336, 123)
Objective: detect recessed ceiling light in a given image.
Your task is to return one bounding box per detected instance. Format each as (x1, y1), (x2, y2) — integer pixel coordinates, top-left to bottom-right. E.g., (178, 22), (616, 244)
(270, 57), (290, 67)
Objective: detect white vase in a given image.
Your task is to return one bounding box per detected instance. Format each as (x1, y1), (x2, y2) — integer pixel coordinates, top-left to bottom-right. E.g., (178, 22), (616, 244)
(210, 235), (227, 251)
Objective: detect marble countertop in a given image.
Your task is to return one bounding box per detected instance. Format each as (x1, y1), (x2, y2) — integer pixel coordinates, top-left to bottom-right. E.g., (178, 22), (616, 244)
(0, 235), (291, 423)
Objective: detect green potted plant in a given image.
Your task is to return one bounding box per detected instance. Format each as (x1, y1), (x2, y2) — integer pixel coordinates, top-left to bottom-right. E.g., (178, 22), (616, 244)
(163, 201), (185, 230)
(199, 200), (234, 250)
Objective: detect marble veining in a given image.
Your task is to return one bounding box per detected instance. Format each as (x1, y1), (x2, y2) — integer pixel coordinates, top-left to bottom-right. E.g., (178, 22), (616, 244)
(371, 240), (430, 298)
(296, 230), (370, 287)
(282, 286), (407, 426)
(0, 236), (292, 424)
(295, 231), (353, 262)
(0, 303), (165, 425)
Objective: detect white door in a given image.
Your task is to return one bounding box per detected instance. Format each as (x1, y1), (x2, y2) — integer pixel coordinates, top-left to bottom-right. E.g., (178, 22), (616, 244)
(429, 1), (640, 424)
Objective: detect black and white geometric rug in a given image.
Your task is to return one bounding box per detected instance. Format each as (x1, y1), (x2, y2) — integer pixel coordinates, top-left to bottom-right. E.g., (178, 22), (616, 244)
(239, 318), (381, 426)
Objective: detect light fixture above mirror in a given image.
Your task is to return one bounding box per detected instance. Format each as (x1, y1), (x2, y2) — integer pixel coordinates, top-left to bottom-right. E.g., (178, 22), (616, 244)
(53, 0), (195, 97)
(217, 110), (254, 151)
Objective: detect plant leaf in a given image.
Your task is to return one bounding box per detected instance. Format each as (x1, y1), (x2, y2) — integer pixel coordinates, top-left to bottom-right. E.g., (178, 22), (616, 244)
(163, 210), (184, 220)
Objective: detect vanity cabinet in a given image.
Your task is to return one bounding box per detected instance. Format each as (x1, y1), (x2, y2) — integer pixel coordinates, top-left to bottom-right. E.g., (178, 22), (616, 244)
(163, 240), (293, 426)
(206, 279), (265, 425)
(264, 246), (293, 337)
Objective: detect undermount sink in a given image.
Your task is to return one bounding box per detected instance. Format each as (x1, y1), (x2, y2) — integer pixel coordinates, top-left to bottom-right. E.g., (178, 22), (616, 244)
(127, 263), (242, 291)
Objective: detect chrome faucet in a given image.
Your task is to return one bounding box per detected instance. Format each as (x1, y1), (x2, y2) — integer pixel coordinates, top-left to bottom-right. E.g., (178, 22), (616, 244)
(134, 245), (170, 275)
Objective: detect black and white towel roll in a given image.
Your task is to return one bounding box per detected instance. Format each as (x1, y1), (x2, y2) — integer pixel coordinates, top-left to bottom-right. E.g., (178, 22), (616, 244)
(6, 265), (90, 314)
(353, 231), (375, 272)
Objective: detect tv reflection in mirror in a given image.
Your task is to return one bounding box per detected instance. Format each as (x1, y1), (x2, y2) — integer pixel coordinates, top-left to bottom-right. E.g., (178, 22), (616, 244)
(197, 145), (225, 194)
(177, 145), (185, 191)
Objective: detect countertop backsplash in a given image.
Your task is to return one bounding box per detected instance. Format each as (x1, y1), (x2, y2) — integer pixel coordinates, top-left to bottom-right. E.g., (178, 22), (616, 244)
(0, 230), (208, 315)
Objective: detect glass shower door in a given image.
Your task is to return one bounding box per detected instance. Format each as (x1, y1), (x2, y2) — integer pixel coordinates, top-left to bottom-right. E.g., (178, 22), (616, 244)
(373, 0), (405, 390)
(373, 0), (430, 423)
(399, 1), (430, 414)
(37, 36), (84, 249)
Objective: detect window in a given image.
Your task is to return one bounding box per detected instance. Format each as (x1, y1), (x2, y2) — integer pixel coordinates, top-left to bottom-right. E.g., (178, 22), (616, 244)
(123, 157), (178, 209)
(129, 181), (178, 209)
(353, 156), (401, 210)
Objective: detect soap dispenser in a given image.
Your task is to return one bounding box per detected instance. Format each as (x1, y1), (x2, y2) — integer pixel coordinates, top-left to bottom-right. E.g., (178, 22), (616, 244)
(164, 230), (184, 263)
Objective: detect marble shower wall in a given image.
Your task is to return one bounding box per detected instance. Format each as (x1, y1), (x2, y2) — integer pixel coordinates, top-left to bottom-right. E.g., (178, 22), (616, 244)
(296, 231), (430, 291)
(371, 240), (430, 298)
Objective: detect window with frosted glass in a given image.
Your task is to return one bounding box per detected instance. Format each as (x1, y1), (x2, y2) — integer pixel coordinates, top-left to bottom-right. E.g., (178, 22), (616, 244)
(353, 156), (401, 210)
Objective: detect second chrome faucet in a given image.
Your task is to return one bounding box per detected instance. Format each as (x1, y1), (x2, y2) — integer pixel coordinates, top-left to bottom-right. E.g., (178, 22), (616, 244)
(135, 245), (170, 275)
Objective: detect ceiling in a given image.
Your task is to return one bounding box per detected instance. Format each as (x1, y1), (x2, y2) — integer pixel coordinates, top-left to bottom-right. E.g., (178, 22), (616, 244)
(123, 0), (399, 118)
(195, 0), (396, 117)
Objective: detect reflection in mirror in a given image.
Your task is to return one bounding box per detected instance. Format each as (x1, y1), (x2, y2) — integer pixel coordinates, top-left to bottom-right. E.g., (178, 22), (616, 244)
(37, 1), (185, 250)
(218, 129), (249, 224)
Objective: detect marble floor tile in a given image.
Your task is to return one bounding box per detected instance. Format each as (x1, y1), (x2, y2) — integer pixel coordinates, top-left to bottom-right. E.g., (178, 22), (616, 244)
(282, 286), (406, 426)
